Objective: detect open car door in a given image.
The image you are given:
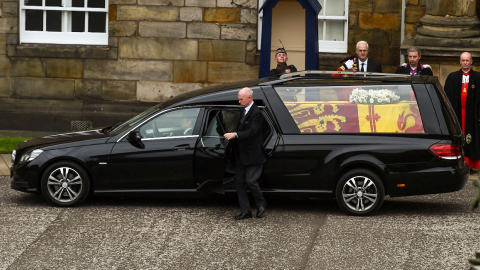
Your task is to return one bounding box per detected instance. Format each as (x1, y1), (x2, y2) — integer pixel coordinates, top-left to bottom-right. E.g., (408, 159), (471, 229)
(194, 107), (241, 193)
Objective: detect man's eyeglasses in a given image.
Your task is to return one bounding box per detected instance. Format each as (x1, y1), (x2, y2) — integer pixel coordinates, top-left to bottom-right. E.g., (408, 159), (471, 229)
(358, 50), (368, 53)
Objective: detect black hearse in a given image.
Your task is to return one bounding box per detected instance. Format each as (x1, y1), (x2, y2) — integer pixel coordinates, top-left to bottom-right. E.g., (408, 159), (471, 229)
(10, 71), (469, 215)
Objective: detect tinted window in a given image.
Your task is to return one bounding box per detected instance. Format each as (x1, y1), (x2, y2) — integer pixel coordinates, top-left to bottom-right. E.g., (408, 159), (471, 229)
(274, 85), (425, 134)
(139, 108), (200, 139)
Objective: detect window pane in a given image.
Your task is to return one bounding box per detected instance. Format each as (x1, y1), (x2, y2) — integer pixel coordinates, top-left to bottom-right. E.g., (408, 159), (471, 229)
(25, 0), (42, 6)
(87, 0), (105, 8)
(318, 20), (324, 40)
(139, 108), (200, 138)
(325, 20), (344, 41)
(67, 11), (85, 32)
(46, 0), (62, 6)
(326, 0), (345, 16)
(25, 10), (43, 31)
(88, 12), (106, 33)
(274, 85), (425, 134)
(46, 10), (62, 32)
(72, 0), (85, 7)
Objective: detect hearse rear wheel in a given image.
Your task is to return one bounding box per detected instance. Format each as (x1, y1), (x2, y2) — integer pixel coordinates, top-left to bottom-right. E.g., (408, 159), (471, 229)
(336, 169), (384, 216)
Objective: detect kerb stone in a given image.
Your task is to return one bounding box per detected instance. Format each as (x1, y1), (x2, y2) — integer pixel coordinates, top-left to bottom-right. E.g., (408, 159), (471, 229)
(47, 59), (83, 79)
(119, 38), (197, 60)
(15, 78), (75, 100)
(221, 24), (256, 40)
(139, 22), (186, 38)
(137, 81), (203, 102)
(102, 81), (136, 101)
(117, 6), (178, 21)
(84, 59), (172, 81)
(208, 62), (258, 83)
(187, 23), (220, 39)
(173, 61), (207, 82)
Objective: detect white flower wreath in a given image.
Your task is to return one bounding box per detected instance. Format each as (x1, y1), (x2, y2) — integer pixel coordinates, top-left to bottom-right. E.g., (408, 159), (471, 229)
(349, 88), (400, 105)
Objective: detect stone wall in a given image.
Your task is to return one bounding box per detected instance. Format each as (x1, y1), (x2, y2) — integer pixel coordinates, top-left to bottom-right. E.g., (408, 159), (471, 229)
(0, 0), (259, 103)
(319, 0), (403, 73)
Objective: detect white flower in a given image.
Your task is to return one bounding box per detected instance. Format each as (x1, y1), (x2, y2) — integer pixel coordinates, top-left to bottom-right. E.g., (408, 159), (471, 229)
(370, 98), (374, 103)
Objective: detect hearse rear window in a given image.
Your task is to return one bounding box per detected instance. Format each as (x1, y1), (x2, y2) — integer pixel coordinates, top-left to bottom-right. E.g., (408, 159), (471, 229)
(274, 85), (425, 134)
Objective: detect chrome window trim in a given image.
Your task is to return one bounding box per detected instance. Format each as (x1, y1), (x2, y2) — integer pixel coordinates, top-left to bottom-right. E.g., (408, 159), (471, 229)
(141, 135), (199, 141)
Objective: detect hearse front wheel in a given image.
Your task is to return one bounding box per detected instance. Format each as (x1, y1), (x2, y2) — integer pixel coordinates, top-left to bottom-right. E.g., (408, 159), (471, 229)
(41, 161), (90, 207)
(336, 169), (385, 216)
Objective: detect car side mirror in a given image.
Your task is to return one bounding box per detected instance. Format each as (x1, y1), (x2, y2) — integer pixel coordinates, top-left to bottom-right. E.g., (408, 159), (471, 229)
(127, 130), (142, 141)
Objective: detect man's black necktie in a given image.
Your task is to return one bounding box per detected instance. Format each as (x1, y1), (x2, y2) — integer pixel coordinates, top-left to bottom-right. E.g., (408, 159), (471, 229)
(361, 63), (365, 72)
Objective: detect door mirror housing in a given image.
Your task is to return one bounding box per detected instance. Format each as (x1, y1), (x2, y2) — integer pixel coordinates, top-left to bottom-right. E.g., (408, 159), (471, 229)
(128, 130), (142, 141)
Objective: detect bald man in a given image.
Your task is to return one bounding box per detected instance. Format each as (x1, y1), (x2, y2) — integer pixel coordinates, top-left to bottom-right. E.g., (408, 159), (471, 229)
(444, 52), (480, 174)
(224, 87), (267, 220)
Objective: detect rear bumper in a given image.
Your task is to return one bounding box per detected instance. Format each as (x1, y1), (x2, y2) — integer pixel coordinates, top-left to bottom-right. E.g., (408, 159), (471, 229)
(387, 160), (469, 197)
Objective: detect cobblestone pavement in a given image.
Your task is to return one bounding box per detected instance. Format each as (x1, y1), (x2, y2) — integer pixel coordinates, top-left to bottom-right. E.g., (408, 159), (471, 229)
(1, 175), (479, 270)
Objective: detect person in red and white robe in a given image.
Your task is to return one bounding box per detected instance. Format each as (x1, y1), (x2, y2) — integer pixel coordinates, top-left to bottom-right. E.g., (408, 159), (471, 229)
(445, 52), (480, 173)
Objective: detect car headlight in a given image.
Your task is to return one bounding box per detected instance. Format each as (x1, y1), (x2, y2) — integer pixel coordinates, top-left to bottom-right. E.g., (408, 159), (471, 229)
(19, 149), (43, 164)
(11, 150), (16, 163)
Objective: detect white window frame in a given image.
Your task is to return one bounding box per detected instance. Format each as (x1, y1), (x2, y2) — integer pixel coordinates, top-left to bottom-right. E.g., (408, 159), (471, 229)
(20, 0), (109, 45)
(257, 0), (349, 53)
(317, 0), (349, 53)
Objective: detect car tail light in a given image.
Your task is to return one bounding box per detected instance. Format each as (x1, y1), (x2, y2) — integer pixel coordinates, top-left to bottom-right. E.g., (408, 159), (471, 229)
(429, 144), (461, 160)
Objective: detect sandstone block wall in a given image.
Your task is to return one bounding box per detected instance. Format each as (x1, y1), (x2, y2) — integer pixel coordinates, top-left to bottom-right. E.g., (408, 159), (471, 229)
(0, 0), (259, 102)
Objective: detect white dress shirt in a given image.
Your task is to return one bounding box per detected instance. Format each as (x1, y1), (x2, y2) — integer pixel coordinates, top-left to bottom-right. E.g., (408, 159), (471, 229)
(244, 102), (253, 116)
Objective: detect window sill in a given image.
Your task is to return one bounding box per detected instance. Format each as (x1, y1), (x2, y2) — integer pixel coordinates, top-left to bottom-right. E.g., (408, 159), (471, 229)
(7, 44), (118, 59)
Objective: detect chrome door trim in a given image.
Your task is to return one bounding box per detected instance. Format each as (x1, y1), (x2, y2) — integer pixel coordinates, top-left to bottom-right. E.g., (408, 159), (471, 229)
(141, 135), (199, 141)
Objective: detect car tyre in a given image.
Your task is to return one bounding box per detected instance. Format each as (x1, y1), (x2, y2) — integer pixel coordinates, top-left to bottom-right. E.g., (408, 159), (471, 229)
(336, 169), (384, 216)
(41, 161), (90, 206)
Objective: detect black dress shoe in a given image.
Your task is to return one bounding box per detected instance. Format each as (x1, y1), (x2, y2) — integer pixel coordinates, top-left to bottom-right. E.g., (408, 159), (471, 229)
(235, 212), (252, 220)
(256, 203), (266, 218)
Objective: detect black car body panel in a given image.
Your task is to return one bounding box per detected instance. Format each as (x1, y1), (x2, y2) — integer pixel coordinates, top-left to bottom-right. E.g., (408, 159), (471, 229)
(10, 73), (469, 213)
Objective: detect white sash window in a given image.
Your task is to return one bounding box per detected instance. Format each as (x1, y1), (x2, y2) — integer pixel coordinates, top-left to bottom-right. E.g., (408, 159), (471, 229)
(317, 0), (348, 53)
(20, 0), (109, 45)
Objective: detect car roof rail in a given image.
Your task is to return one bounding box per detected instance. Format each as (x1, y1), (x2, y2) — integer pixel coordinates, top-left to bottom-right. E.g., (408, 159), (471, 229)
(278, 70), (411, 79)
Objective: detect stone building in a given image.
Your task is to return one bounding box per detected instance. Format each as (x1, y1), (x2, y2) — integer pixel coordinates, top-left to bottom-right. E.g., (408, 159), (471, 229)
(0, 0), (478, 132)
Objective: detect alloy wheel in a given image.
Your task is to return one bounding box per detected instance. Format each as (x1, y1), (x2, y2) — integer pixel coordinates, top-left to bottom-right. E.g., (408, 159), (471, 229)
(46, 167), (83, 203)
(342, 175), (378, 212)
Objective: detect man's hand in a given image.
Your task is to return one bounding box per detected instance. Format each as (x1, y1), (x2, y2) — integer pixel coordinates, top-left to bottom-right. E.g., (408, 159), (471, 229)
(224, 133), (236, 140)
(285, 69), (291, 74)
(347, 67), (358, 72)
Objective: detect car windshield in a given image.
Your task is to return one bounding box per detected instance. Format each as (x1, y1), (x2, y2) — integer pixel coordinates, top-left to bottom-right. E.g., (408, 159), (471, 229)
(108, 104), (161, 136)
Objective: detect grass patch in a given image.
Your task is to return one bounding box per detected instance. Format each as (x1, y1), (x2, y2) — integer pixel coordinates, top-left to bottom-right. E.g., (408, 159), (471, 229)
(0, 137), (32, 154)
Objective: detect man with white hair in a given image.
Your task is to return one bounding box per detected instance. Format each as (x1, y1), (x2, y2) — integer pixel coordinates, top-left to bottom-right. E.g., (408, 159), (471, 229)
(224, 87), (267, 220)
(334, 41), (382, 75)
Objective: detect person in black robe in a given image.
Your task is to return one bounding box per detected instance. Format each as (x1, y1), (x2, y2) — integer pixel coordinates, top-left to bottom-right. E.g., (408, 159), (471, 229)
(444, 52), (480, 172)
(395, 46), (433, 75)
(268, 48), (297, 78)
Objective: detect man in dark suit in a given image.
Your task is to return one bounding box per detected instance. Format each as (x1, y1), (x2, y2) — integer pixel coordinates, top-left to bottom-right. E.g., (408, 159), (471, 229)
(224, 87), (267, 220)
(337, 41), (382, 73)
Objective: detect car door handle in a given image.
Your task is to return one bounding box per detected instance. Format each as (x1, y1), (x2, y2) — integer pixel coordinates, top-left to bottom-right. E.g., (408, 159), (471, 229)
(173, 144), (190, 151)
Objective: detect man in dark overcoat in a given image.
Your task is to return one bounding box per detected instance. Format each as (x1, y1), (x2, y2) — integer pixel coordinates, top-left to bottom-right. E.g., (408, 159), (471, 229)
(444, 52), (480, 171)
(224, 87), (267, 220)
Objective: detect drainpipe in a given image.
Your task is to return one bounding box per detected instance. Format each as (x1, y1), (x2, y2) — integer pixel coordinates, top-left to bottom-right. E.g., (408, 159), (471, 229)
(400, 0), (406, 65)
